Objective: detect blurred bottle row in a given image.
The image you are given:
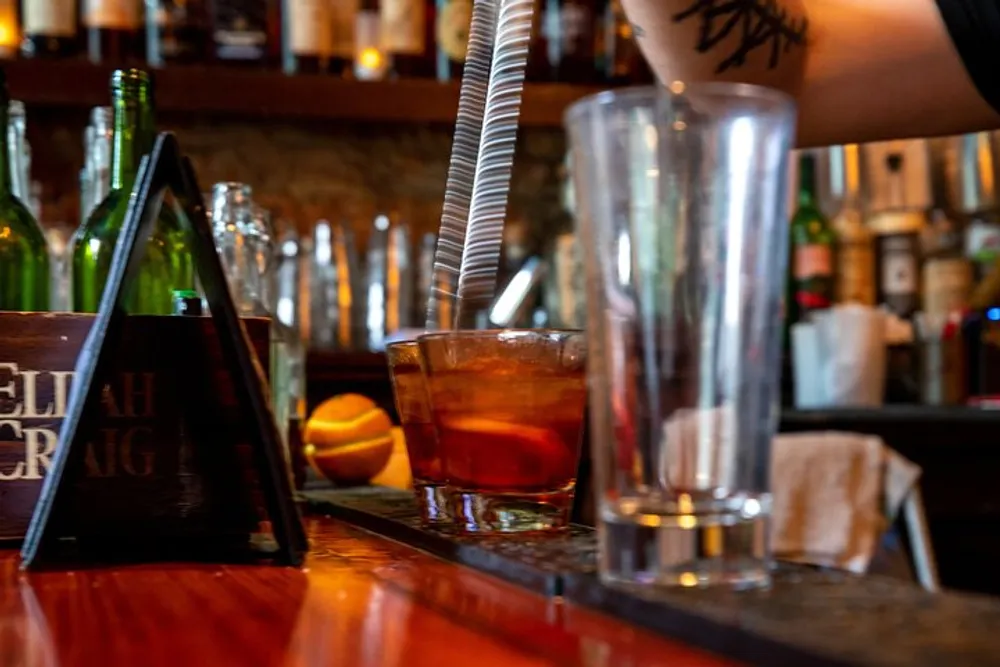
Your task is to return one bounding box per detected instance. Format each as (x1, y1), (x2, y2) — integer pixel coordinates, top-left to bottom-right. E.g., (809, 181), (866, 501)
(2, 0), (652, 84)
(786, 134), (1000, 329)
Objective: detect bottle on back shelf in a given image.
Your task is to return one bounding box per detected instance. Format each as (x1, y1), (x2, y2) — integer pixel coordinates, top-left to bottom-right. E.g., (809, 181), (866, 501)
(435, 0), (470, 82)
(211, 0), (272, 65)
(0, 69), (49, 313)
(922, 209), (972, 318)
(539, 0), (597, 83)
(283, 0), (332, 73)
(145, 0), (209, 66)
(599, 0), (652, 85)
(832, 144), (875, 306)
(382, 0), (433, 77)
(328, 0), (357, 76)
(84, 0), (143, 63)
(72, 69), (195, 315)
(789, 152), (836, 323)
(22, 0), (80, 58)
(869, 152), (925, 319)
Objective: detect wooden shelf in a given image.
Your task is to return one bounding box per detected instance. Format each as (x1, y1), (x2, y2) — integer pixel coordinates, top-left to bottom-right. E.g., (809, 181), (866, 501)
(4, 59), (604, 128)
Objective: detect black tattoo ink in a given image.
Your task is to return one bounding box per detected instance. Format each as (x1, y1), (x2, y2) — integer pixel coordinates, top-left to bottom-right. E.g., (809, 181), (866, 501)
(631, 22), (646, 38)
(673, 0), (808, 73)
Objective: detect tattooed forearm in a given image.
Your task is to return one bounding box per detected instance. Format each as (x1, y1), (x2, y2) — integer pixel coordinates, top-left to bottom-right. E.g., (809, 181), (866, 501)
(630, 22), (645, 38)
(672, 0), (807, 74)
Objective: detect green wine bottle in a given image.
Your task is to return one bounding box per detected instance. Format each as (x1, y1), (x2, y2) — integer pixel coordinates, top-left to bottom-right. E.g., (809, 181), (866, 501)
(72, 69), (194, 315)
(0, 69), (49, 313)
(790, 152), (836, 323)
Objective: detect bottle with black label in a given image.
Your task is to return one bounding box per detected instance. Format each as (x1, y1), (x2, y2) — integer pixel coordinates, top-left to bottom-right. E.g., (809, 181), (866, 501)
(435, 0), (470, 81)
(212, 0), (270, 64)
(22, 0), (80, 58)
(382, 0), (433, 77)
(146, 0), (209, 66)
(870, 153), (924, 318)
(283, 0), (331, 73)
(540, 0), (597, 82)
(84, 0), (142, 63)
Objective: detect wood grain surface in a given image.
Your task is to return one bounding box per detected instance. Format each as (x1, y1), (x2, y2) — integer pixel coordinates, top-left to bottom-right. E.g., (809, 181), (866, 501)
(0, 517), (738, 667)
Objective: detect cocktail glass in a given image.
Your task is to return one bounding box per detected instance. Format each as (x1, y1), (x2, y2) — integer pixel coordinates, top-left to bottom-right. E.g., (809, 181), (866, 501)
(386, 340), (450, 525)
(566, 83), (796, 589)
(418, 329), (587, 534)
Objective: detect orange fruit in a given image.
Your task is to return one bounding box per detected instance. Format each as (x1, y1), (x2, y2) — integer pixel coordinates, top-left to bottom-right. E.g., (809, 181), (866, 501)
(304, 394), (395, 484)
(437, 416), (573, 489)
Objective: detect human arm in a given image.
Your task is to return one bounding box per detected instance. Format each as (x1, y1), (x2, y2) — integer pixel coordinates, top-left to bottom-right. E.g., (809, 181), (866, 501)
(620, 0), (1000, 147)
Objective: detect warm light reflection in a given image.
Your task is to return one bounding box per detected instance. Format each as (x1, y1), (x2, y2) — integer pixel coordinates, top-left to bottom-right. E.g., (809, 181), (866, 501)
(359, 47), (384, 71)
(0, 0), (17, 55)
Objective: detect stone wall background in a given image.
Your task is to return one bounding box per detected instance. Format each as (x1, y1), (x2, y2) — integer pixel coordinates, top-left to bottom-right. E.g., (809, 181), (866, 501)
(27, 109), (569, 254)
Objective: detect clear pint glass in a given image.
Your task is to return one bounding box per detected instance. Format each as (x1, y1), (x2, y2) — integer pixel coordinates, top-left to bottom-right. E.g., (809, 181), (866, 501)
(566, 84), (796, 589)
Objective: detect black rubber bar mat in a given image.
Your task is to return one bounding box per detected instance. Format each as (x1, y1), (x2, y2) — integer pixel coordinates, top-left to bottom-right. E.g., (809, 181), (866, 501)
(303, 488), (1000, 667)
(304, 487), (595, 596)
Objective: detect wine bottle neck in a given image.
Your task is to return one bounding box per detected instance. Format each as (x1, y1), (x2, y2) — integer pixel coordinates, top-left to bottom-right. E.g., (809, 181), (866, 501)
(798, 155), (818, 208)
(111, 91), (153, 192)
(0, 96), (13, 197)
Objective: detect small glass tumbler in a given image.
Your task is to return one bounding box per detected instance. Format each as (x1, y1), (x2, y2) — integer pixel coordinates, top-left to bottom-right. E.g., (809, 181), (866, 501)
(566, 83), (796, 589)
(418, 330), (587, 534)
(386, 340), (451, 525)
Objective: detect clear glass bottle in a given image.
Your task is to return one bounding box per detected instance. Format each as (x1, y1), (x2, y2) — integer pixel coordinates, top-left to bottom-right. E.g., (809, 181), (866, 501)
(309, 219), (361, 350)
(86, 106), (114, 224)
(210, 182), (258, 315)
(0, 71), (49, 313)
(8, 100), (28, 204)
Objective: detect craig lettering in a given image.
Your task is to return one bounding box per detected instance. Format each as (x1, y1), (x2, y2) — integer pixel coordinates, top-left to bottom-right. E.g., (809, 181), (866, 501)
(0, 364), (159, 481)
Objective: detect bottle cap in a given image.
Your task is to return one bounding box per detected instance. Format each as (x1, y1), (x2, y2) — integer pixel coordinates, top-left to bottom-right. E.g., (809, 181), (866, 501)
(173, 290), (204, 316)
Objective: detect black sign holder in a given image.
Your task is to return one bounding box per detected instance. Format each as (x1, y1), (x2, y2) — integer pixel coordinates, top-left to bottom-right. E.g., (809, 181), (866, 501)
(21, 133), (308, 568)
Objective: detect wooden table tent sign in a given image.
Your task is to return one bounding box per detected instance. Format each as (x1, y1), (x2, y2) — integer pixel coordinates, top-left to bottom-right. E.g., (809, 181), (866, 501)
(20, 133), (308, 569)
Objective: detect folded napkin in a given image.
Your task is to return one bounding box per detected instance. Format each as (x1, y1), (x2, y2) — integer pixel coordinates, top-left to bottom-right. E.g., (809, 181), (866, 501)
(771, 431), (921, 574)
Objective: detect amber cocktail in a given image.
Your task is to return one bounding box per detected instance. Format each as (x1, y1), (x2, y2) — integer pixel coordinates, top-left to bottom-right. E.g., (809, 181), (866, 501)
(418, 330), (587, 533)
(386, 340), (450, 525)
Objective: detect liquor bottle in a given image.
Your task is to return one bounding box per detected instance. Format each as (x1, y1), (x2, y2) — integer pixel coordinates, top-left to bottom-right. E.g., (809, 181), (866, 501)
(789, 152), (836, 322)
(72, 69), (194, 315)
(21, 0), (81, 58)
(355, 0), (388, 79)
(435, 0), (470, 82)
(0, 70), (49, 313)
(84, 0), (142, 63)
(145, 0), (209, 66)
(869, 153), (924, 318)
(328, 0), (357, 76)
(211, 0), (270, 64)
(922, 209), (972, 317)
(600, 0), (651, 84)
(832, 144), (875, 306)
(382, 0), (432, 77)
(283, 0), (332, 73)
(540, 0), (597, 82)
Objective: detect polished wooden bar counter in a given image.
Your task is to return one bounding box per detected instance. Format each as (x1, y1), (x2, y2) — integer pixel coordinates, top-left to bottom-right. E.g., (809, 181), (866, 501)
(0, 517), (735, 667)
